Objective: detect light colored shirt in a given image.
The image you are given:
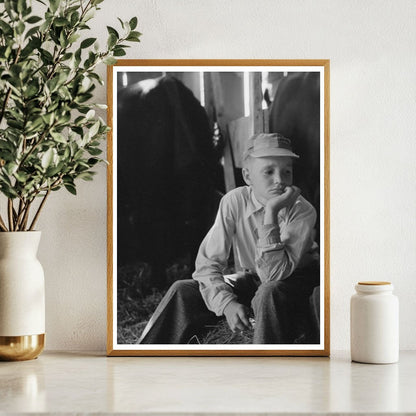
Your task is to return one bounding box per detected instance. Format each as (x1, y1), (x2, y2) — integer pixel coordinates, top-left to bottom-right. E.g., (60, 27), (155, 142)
(192, 186), (317, 316)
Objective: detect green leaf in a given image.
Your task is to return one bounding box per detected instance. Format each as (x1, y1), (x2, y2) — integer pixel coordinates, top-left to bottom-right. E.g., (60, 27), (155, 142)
(64, 183), (76, 195)
(85, 109), (95, 119)
(23, 83), (38, 98)
(80, 37), (96, 49)
(0, 20), (13, 35)
(72, 126), (83, 136)
(0, 141), (14, 152)
(25, 117), (44, 133)
(107, 33), (117, 49)
(59, 29), (67, 47)
(73, 148), (83, 160)
(83, 8), (95, 22)
(5, 162), (18, 176)
(54, 17), (69, 27)
(56, 113), (71, 126)
(103, 56), (117, 65)
(45, 164), (63, 177)
(16, 21), (25, 35)
(87, 157), (100, 166)
(24, 25), (40, 38)
(3, 46), (12, 59)
(48, 76), (59, 92)
(21, 37), (41, 57)
(41, 112), (55, 125)
(87, 147), (102, 156)
(88, 72), (104, 85)
(0, 183), (18, 198)
(70, 11), (80, 26)
(17, 0), (26, 14)
(7, 119), (24, 129)
(41, 148), (54, 169)
(67, 34), (80, 44)
(77, 171), (95, 181)
(76, 93), (93, 103)
(22, 5), (32, 17)
(40, 49), (54, 64)
(14, 171), (29, 183)
(26, 15), (42, 24)
(49, 0), (59, 13)
(63, 146), (70, 160)
(126, 33), (141, 42)
(4, 1), (16, 19)
(114, 17), (124, 29)
(88, 120), (100, 138)
(129, 16), (138, 30)
(76, 160), (90, 169)
(106, 26), (119, 38)
(50, 131), (67, 143)
(113, 47), (126, 57)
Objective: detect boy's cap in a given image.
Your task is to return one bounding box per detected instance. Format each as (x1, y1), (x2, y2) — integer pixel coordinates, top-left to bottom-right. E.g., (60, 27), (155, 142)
(243, 133), (299, 160)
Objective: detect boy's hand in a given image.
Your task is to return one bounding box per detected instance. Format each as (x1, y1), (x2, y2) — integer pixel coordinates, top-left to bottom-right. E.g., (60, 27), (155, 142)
(223, 301), (252, 332)
(266, 185), (301, 214)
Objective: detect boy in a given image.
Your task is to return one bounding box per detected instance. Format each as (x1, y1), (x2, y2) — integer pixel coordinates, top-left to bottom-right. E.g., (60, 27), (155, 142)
(138, 133), (319, 344)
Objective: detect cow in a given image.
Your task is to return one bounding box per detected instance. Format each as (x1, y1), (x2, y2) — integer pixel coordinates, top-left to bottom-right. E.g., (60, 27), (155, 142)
(117, 75), (223, 289)
(268, 72), (321, 243)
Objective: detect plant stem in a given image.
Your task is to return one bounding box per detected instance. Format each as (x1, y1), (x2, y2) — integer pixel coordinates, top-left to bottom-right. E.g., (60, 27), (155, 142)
(0, 213), (8, 231)
(20, 200), (32, 231)
(7, 199), (14, 231)
(29, 189), (50, 231)
(14, 199), (26, 231)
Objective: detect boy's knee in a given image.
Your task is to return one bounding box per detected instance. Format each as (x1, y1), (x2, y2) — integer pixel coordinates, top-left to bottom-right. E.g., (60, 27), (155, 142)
(170, 279), (187, 291)
(169, 279), (199, 298)
(252, 280), (288, 308)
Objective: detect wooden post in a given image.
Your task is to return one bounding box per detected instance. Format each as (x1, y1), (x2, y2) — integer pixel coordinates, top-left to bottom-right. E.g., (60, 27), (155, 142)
(208, 73), (236, 192)
(249, 72), (263, 134)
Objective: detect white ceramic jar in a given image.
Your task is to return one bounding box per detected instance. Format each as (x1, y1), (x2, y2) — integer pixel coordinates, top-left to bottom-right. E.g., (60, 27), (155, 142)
(350, 281), (399, 364)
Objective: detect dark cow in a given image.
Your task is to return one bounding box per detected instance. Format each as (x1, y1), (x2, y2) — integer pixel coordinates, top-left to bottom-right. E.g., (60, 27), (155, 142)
(117, 76), (223, 288)
(269, 72), (322, 340)
(269, 72), (321, 243)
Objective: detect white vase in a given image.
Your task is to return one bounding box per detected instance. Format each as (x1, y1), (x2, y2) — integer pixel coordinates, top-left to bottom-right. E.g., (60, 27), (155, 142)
(0, 231), (45, 361)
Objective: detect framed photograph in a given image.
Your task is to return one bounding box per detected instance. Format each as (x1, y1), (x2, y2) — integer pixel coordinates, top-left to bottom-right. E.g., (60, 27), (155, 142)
(107, 60), (330, 356)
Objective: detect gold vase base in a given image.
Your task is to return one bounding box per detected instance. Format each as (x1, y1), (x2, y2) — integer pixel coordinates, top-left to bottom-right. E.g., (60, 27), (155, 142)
(0, 334), (45, 361)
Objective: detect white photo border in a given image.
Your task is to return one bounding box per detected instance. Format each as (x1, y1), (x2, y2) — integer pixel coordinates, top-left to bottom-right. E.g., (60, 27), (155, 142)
(107, 60), (330, 357)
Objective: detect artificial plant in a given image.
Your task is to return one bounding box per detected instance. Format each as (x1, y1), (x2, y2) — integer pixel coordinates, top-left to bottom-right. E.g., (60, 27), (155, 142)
(0, 0), (140, 231)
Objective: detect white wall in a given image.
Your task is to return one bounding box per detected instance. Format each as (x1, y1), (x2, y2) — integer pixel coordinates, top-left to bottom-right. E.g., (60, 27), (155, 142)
(39, 0), (416, 351)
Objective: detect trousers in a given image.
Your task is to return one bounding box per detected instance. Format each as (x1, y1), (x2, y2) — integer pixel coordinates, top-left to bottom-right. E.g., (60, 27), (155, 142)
(138, 262), (320, 344)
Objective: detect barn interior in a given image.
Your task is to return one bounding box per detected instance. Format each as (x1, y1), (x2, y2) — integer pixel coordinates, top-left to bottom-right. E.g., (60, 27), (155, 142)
(116, 70), (320, 344)
(116, 71), (286, 191)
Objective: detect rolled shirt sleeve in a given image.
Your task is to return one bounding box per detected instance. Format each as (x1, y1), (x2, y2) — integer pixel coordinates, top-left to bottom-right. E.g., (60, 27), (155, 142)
(192, 194), (238, 316)
(255, 197), (317, 282)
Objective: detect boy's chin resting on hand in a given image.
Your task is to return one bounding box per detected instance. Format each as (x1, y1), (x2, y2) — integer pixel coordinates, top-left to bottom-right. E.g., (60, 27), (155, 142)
(264, 185), (301, 224)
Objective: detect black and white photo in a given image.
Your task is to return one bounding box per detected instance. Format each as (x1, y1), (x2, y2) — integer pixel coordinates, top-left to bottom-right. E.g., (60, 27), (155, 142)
(107, 60), (330, 356)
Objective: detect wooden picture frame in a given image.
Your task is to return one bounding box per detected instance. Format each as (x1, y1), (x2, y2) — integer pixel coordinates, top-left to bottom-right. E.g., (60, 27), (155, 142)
(107, 60), (330, 356)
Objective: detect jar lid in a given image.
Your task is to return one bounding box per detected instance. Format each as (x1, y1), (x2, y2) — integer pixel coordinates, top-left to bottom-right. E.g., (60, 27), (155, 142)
(358, 281), (391, 285)
(355, 281), (393, 293)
